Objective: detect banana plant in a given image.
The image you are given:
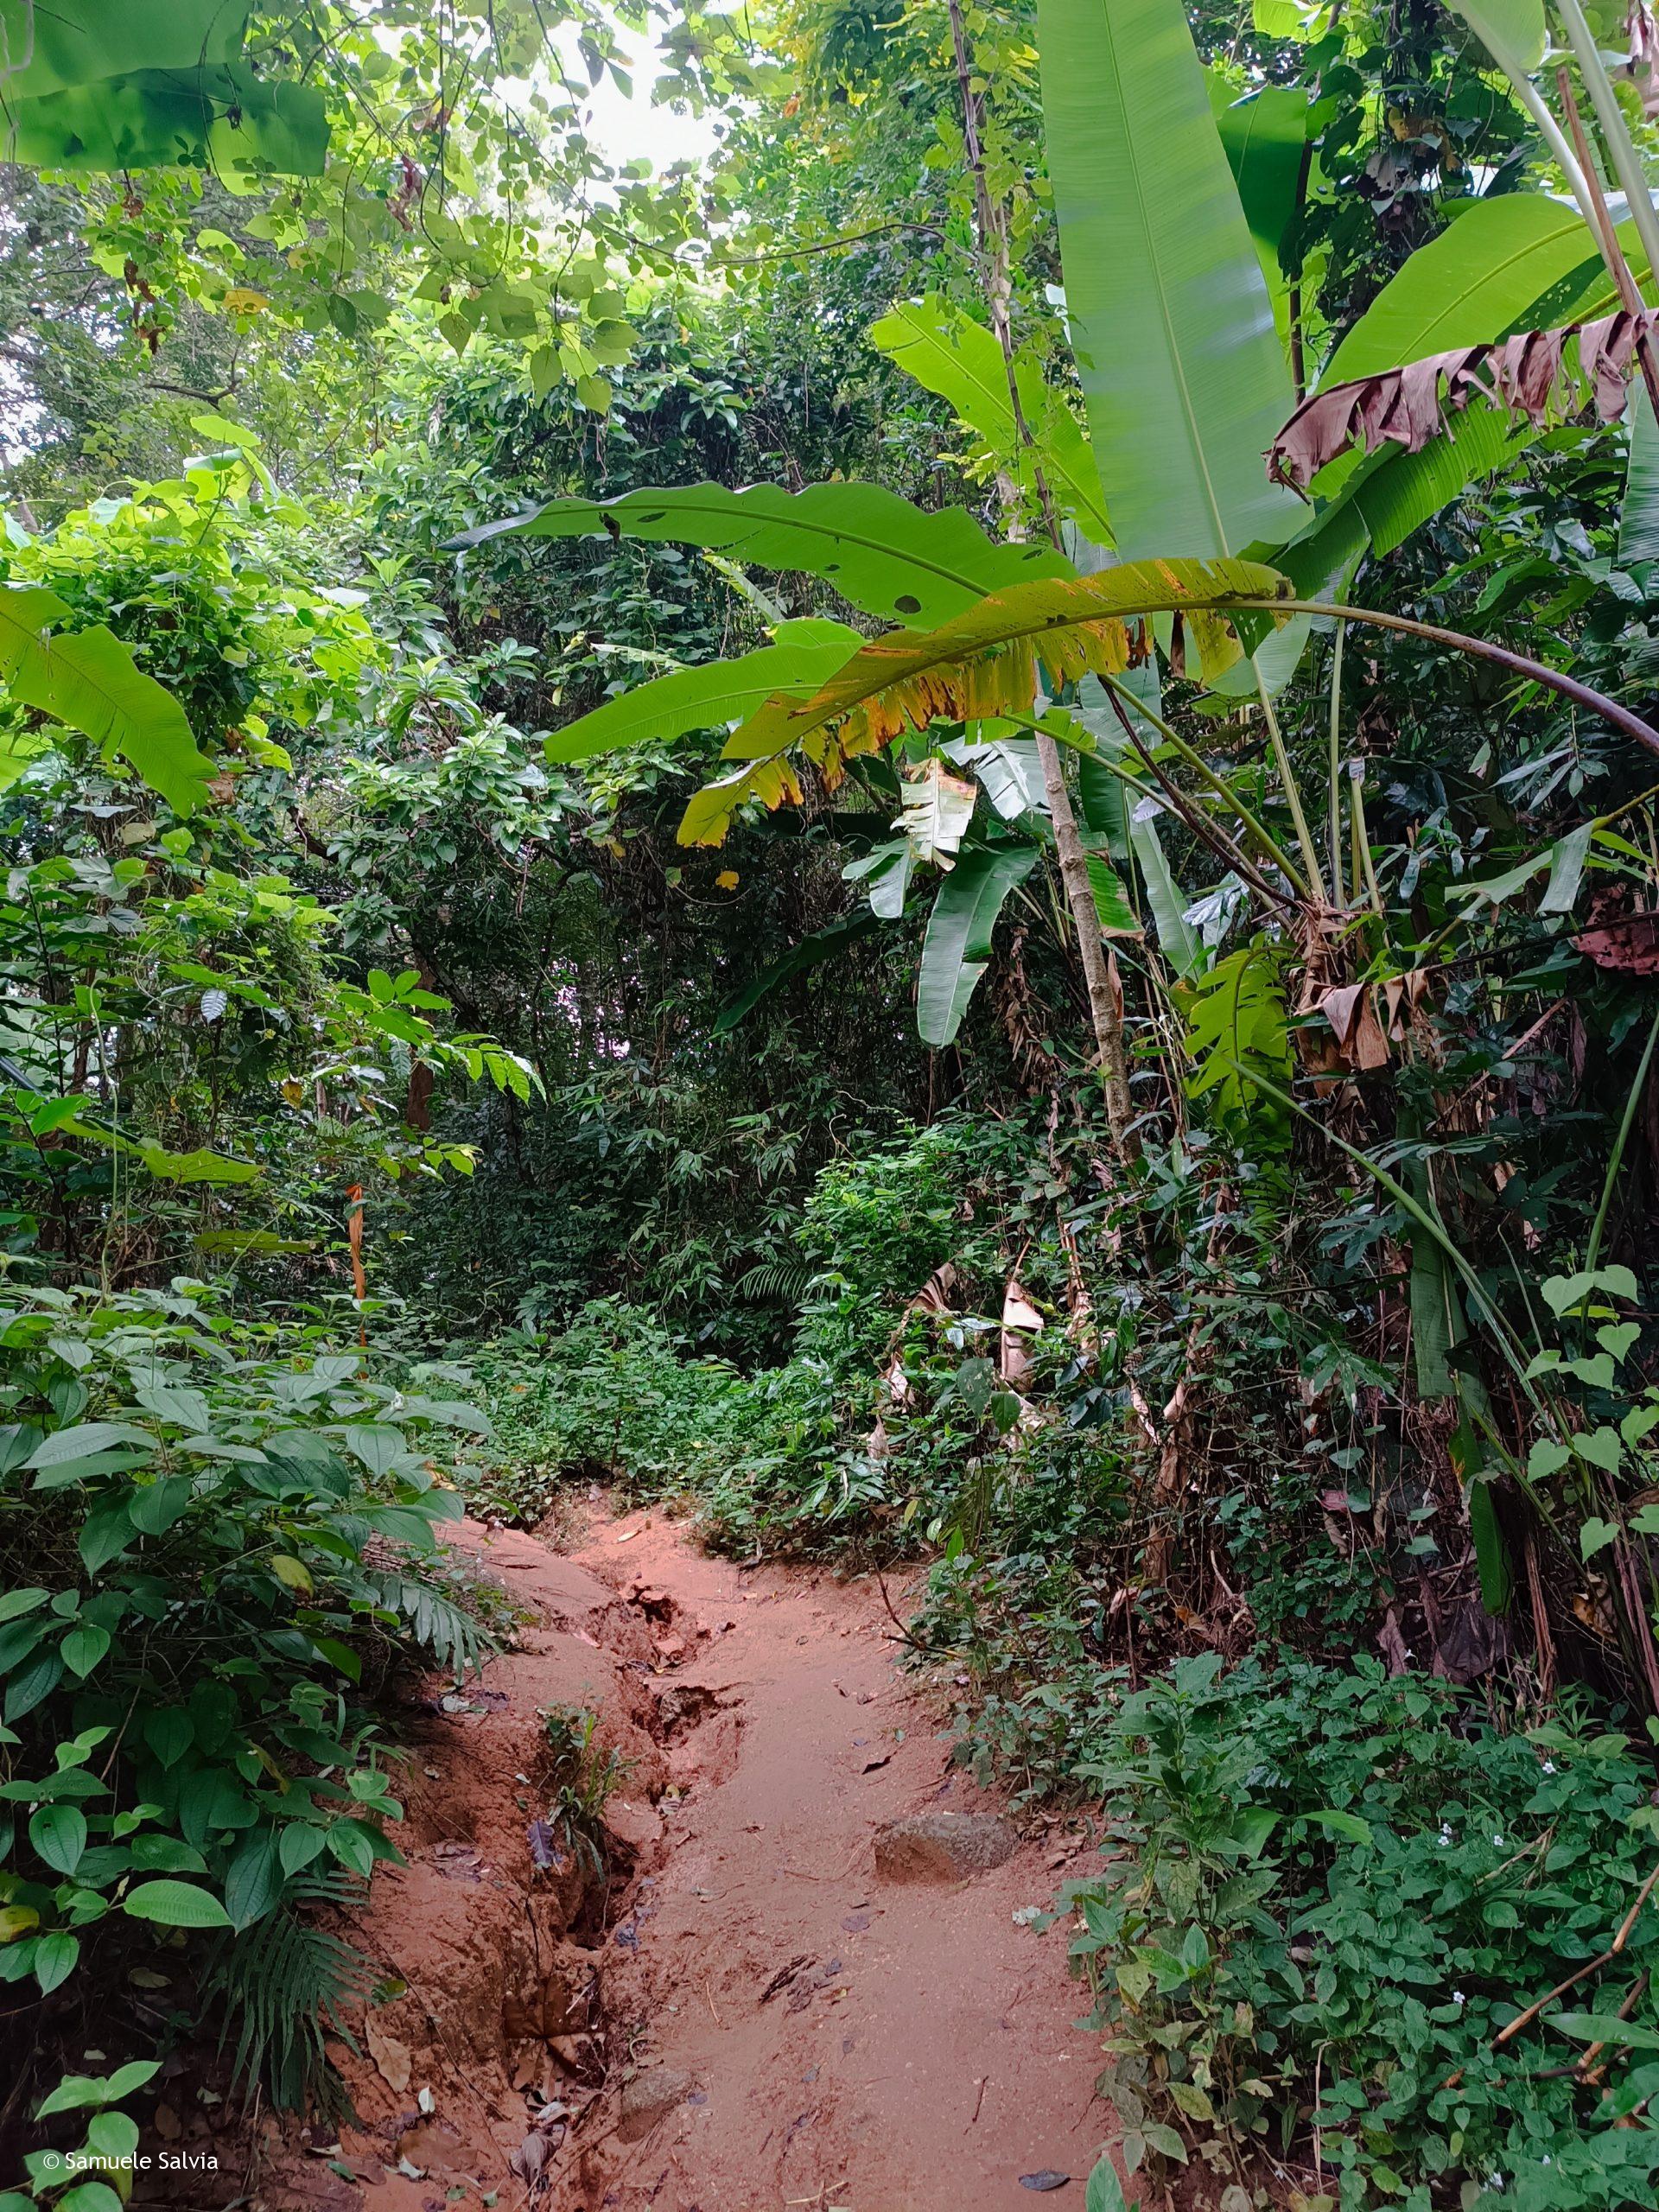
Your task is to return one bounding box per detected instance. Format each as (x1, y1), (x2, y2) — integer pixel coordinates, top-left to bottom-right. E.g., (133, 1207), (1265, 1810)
(448, 0), (1659, 1132)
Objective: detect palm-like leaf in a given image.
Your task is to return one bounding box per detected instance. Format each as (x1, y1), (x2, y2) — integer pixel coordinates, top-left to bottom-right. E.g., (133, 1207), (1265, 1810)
(445, 481), (1072, 630)
(1036, 0), (1303, 558)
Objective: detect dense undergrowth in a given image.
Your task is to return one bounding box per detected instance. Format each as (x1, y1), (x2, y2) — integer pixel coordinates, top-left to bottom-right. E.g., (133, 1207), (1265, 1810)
(456, 1109), (1659, 2211)
(14, 1), (1659, 2206)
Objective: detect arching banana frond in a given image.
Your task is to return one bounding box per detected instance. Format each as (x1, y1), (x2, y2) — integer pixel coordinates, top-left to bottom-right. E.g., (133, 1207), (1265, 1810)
(676, 557), (1291, 846)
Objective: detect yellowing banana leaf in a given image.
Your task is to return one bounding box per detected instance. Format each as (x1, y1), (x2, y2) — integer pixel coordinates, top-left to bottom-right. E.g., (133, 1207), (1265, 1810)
(720, 558), (1288, 774)
(677, 755), (805, 848)
(445, 481), (1072, 631)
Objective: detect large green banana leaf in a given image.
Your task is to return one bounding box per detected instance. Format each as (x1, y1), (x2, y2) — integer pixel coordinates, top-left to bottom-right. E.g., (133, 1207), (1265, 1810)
(1036, 0), (1304, 558)
(917, 846), (1039, 1046)
(1621, 400), (1659, 566)
(446, 482), (1073, 630)
(870, 296), (1115, 543)
(1321, 195), (1640, 386)
(1208, 77), (1311, 346)
(545, 620), (863, 764)
(0, 587), (210, 815)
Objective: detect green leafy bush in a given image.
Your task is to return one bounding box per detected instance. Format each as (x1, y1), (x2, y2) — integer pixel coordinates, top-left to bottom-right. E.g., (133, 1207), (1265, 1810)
(1055, 1652), (1659, 2212)
(461, 1299), (766, 1518)
(0, 1278), (493, 2104)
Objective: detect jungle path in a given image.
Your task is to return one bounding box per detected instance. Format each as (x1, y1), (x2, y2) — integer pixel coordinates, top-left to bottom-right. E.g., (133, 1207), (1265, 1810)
(329, 1501), (1111, 2212)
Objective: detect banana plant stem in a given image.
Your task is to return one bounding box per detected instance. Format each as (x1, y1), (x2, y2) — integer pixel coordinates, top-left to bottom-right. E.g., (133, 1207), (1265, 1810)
(1087, 664), (1309, 893)
(1326, 620), (1347, 900)
(1554, 0), (1659, 296)
(1255, 668), (1328, 902)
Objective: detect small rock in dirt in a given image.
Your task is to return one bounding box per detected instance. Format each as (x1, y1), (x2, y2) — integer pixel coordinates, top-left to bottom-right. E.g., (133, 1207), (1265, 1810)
(840, 1910), (873, 1933)
(616, 2066), (696, 2144)
(603, 1795), (663, 1853)
(1018, 2174), (1071, 2192)
(874, 1811), (1018, 1884)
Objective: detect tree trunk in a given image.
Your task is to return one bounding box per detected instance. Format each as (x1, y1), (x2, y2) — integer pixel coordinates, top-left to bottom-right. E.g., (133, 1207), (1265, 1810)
(946, 0), (1136, 1154)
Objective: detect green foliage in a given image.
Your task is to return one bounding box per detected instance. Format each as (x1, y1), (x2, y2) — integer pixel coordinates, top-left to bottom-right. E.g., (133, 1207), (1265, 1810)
(1177, 940), (1293, 1127)
(461, 1300), (766, 1522)
(0, 1280), (493, 2101)
(917, 844), (1039, 1046)
(1035, 0), (1302, 559)
(535, 1705), (630, 1883)
(869, 295), (1114, 544)
(1056, 1653), (1659, 2210)
(450, 480), (1073, 631)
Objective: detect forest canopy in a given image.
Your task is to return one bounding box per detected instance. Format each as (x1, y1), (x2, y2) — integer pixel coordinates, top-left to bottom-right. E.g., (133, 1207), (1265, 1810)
(9, 0), (1659, 2206)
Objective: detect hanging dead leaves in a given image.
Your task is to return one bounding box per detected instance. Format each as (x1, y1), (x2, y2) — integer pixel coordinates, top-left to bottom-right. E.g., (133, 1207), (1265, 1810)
(1574, 911), (1659, 974)
(1268, 306), (1659, 489)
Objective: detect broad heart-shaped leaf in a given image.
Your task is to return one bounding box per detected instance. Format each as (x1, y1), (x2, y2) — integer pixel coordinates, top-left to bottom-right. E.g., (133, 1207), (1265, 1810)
(545, 620), (863, 764)
(0, 588), (211, 814)
(713, 912), (880, 1033)
(918, 846), (1039, 1046)
(443, 482), (1072, 630)
(869, 296), (1114, 543)
(724, 559), (1285, 772)
(1037, 0), (1303, 559)
(29, 1802), (88, 1877)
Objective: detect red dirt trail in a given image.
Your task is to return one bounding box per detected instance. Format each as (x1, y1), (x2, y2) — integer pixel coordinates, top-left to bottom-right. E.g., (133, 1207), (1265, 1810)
(311, 1500), (1114, 2212)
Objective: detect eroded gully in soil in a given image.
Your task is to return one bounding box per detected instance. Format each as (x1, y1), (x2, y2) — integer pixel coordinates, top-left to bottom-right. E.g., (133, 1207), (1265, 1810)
(302, 1497), (1113, 2212)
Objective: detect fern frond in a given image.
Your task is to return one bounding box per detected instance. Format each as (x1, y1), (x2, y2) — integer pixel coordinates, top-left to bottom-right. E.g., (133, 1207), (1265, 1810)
(734, 1258), (814, 1307)
(365, 1567), (494, 1678)
(206, 1873), (374, 2113)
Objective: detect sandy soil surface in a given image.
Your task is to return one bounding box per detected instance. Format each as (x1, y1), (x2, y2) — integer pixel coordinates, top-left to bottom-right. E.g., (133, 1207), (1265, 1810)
(292, 1500), (1116, 2212)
